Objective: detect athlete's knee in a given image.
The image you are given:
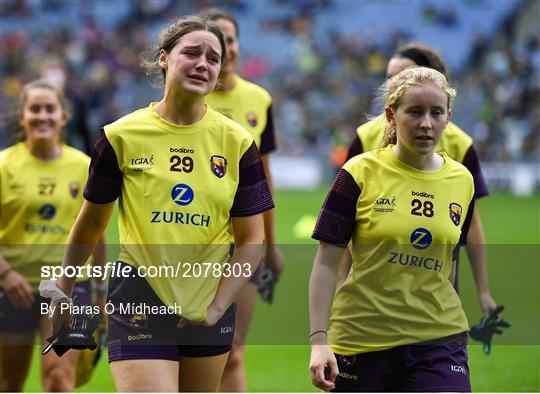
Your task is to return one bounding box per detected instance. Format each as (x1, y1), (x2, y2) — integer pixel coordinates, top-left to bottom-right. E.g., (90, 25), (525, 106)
(42, 366), (75, 392)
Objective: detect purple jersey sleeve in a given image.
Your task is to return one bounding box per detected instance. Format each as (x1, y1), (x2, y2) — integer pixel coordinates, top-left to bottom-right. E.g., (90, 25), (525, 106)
(83, 130), (123, 204)
(312, 169), (360, 247)
(346, 134), (364, 161)
(462, 145), (489, 199)
(258, 105), (277, 155)
(452, 198), (475, 261)
(230, 142), (274, 217)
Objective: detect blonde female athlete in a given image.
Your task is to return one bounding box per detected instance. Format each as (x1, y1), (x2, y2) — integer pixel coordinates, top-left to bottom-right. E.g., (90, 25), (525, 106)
(344, 43), (496, 315)
(310, 67), (474, 392)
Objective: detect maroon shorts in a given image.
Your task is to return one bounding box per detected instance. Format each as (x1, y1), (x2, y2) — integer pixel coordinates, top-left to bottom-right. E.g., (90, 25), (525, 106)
(0, 280), (92, 335)
(107, 262), (235, 362)
(331, 333), (470, 392)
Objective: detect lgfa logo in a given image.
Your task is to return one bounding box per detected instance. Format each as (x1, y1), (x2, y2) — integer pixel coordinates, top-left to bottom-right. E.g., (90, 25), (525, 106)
(131, 155), (154, 166)
(410, 228), (432, 250)
(220, 325), (234, 334)
(373, 196), (397, 213)
(375, 196), (396, 206)
(171, 184), (194, 206)
(130, 155), (154, 172)
(451, 365), (466, 375)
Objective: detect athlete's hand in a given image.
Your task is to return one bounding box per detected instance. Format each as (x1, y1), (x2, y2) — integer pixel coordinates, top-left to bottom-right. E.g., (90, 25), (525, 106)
(50, 297), (73, 335)
(264, 244), (284, 282)
(478, 291), (497, 316)
(176, 302), (227, 328)
(3, 270), (34, 308)
(469, 305), (511, 355)
(202, 302), (226, 327)
(39, 280), (73, 335)
(309, 342), (338, 391)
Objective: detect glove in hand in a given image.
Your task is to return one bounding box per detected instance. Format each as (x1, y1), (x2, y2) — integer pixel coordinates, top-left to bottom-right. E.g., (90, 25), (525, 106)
(469, 305), (510, 355)
(42, 300), (103, 357)
(257, 268), (276, 304)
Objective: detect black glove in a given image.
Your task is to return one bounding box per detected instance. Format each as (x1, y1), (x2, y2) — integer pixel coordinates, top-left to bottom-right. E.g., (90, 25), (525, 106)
(42, 301), (103, 357)
(469, 305), (511, 355)
(257, 267), (276, 304)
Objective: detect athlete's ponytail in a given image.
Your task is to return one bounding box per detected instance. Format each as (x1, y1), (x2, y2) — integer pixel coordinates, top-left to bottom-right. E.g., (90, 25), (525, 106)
(383, 124), (397, 147)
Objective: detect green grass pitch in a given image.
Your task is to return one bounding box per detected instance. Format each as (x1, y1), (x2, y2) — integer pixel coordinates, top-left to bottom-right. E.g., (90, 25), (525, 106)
(24, 191), (539, 392)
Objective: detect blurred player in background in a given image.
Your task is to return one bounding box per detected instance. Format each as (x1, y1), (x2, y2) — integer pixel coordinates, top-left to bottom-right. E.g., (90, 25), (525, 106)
(342, 43), (497, 316)
(0, 80), (105, 391)
(310, 67), (474, 391)
(47, 16), (273, 392)
(200, 8), (284, 392)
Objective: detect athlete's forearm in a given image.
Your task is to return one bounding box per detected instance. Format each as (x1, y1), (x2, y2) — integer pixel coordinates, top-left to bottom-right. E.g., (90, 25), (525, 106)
(91, 236), (106, 269)
(309, 242), (344, 345)
(261, 154), (277, 244)
(90, 235), (107, 301)
(211, 242), (264, 313)
(263, 209), (277, 245)
(336, 249), (353, 288)
(209, 214), (265, 312)
(465, 207), (490, 294)
(58, 200), (114, 296)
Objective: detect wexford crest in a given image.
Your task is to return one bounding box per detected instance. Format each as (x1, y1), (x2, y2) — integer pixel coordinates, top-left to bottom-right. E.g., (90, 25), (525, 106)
(70, 182), (80, 198)
(211, 155), (227, 178)
(247, 112), (258, 127)
(449, 203), (462, 226)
